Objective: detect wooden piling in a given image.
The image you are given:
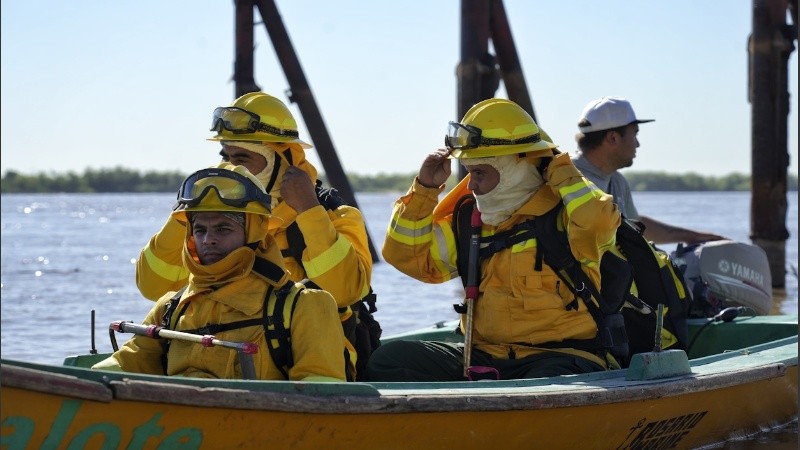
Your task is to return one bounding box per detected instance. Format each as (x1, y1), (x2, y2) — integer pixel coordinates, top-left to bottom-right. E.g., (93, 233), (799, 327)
(748, 0), (795, 288)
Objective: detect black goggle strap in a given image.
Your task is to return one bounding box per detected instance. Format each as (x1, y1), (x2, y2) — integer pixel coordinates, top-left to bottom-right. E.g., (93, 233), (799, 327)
(255, 122), (300, 138)
(480, 133), (542, 147)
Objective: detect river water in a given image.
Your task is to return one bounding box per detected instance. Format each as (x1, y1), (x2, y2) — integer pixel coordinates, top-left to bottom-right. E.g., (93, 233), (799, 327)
(1, 191), (797, 448)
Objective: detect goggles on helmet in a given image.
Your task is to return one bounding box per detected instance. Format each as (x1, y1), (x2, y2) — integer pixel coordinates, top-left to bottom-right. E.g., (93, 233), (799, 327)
(177, 168), (272, 210)
(210, 107), (300, 138)
(444, 121), (543, 150)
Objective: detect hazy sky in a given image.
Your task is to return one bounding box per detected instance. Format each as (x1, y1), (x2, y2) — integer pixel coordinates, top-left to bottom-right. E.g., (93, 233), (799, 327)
(2, 1), (797, 178)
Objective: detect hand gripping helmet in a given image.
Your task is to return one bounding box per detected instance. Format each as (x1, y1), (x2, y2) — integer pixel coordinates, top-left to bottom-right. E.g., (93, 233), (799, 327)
(445, 98), (557, 159)
(208, 92), (312, 148)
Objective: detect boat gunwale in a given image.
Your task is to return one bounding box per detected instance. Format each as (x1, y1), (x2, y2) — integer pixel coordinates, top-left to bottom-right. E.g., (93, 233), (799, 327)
(107, 362), (791, 413)
(2, 336), (796, 414)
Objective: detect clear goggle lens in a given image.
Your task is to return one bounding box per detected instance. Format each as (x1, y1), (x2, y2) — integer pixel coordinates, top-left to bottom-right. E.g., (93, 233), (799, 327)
(210, 107), (260, 134)
(445, 122), (482, 150)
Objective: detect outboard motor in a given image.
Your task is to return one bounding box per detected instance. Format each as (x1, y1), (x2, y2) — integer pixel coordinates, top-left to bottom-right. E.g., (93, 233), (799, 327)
(671, 240), (773, 317)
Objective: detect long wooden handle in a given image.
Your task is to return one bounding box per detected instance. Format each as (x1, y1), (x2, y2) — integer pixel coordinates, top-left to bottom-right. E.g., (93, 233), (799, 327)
(110, 321), (259, 379)
(111, 321), (259, 354)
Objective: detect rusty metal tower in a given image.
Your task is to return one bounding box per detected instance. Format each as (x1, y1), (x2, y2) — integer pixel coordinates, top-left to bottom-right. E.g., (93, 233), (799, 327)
(231, 0), (379, 262)
(749, 0), (797, 288)
(454, 0), (537, 179)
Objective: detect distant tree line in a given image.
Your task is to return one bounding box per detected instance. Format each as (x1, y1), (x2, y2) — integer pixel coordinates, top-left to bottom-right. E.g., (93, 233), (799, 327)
(1, 168), (187, 193)
(623, 172), (763, 191)
(0, 167), (797, 193)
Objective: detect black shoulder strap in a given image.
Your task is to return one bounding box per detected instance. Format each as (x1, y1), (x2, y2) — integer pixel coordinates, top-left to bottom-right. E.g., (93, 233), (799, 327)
(251, 254), (304, 379)
(160, 287), (188, 374)
(615, 220), (677, 307)
(452, 194), (537, 286)
(283, 223), (306, 264)
(534, 203), (636, 362)
(533, 202), (606, 319)
(615, 219), (690, 348)
(161, 287), (188, 329)
(264, 279), (308, 379)
(252, 256), (286, 283)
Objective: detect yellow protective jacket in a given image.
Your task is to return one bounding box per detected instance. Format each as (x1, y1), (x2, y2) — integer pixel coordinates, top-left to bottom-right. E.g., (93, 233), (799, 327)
(136, 153), (372, 313)
(97, 238), (348, 381)
(383, 153), (620, 367)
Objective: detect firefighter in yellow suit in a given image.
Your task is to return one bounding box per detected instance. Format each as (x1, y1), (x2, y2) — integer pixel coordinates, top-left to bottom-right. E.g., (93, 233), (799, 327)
(366, 98), (621, 382)
(135, 92), (372, 325)
(93, 164), (350, 381)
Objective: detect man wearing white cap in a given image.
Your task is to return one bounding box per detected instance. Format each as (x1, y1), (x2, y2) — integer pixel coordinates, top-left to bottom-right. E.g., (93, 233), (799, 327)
(572, 96), (725, 245)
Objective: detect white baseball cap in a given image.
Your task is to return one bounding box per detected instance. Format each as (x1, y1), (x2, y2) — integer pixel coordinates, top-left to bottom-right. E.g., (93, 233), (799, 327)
(577, 97), (654, 133)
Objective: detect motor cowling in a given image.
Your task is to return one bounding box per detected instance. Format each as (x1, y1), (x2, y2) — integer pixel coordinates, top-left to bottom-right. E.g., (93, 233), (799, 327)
(672, 240), (773, 317)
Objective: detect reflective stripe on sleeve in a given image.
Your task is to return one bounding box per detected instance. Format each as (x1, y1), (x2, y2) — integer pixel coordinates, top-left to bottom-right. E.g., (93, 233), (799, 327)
(430, 222), (458, 279)
(559, 182), (602, 216)
(142, 247), (190, 282)
(386, 215), (433, 246)
(302, 235), (352, 279)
